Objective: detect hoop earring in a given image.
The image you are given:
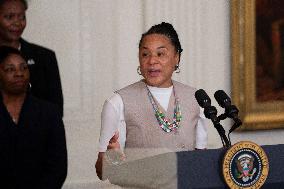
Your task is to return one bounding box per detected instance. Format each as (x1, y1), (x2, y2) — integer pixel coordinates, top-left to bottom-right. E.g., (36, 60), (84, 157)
(137, 66), (142, 75)
(175, 64), (180, 73)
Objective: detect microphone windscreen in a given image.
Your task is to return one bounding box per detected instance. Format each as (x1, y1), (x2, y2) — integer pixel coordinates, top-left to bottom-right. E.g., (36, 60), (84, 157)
(214, 90), (231, 108)
(195, 89), (211, 108)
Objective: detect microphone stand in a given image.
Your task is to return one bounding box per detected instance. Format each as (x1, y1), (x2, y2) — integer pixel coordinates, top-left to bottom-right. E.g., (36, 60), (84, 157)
(213, 122), (231, 148)
(204, 107), (231, 148)
(217, 113), (242, 147)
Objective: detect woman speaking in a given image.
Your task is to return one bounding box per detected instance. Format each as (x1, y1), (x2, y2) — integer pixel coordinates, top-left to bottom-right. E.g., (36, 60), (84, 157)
(96, 22), (208, 180)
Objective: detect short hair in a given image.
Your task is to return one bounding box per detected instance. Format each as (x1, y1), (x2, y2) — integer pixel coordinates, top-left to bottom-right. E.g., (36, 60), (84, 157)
(0, 0), (28, 10)
(0, 46), (26, 64)
(139, 22), (183, 55)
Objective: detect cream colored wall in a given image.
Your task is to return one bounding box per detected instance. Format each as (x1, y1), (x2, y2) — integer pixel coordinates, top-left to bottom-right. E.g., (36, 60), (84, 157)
(22, 0), (284, 188)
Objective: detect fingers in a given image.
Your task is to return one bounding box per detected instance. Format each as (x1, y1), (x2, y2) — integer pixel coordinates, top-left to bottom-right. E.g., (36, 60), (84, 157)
(109, 131), (119, 143)
(107, 142), (121, 150)
(108, 131), (121, 150)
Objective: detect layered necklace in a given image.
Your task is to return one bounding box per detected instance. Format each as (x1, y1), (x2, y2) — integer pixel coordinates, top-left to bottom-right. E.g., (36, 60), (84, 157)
(146, 84), (182, 133)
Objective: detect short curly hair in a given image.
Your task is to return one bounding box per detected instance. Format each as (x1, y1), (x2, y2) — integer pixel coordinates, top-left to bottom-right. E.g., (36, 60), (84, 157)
(0, 0), (28, 10)
(0, 46), (26, 65)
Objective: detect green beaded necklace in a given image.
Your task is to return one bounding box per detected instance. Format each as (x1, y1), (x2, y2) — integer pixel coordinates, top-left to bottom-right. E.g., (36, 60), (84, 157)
(146, 84), (182, 133)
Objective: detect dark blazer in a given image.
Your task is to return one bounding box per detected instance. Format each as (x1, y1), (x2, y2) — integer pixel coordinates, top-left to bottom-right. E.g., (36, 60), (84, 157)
(20, 38), (64, 117)
(0, 94), (67, 189)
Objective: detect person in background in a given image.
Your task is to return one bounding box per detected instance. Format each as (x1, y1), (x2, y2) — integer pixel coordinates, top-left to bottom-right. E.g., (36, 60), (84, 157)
(95, 22), (208, 180)
(0, 45), (67, 189)
(0, 0), (64, 116)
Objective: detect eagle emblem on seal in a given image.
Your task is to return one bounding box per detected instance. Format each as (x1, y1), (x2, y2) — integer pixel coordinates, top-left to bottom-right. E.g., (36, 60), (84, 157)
(235, 154), (257, 182)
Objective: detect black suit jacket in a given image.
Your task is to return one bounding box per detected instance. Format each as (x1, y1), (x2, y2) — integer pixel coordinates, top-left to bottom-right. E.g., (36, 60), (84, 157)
(0, 94), (67, 189)
(20, 38), (64, 117)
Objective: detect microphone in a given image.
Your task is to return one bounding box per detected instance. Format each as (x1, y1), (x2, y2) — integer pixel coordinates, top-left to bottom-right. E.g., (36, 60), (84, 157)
(195, 89), (211, 108)
(195, 89), (231, 147)
(195, 89), (218, 124)
(214, 90), (242, 132)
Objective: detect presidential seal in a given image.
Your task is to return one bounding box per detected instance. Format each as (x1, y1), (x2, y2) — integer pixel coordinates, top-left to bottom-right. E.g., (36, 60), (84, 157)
(223, 141), (269, 189)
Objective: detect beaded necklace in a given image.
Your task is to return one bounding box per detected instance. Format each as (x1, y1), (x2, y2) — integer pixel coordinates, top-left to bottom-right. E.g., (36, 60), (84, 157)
(146, 84), (182, 133)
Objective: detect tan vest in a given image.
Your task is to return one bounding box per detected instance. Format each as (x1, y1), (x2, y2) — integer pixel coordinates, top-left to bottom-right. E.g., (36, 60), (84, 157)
(117, 80), (200, 155)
